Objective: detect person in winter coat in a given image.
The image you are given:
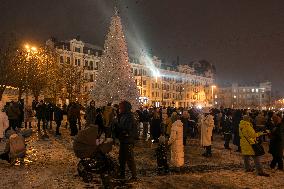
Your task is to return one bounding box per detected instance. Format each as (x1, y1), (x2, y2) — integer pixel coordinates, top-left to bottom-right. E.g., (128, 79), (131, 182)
(269, 115), (283, 170)
(181, 110), (190, 145)
(68, 102), (80, 136)
(102, 103), (114, 138)
(239, 116), (269, 177)
(168, 112), (184, 169)
(150, 111), (162, 143)
(24, 105), (34, 129)
(223, 112), (233, 149)
(200, 109), (214, 157)
(233, 110), (242, 152)
(95, 108), (104, 137)
(7, 101), (21, 130)
(156, 135), (169, 174)
(18, 100), (24, 128)
(35, 100), (47, 132)
(142, 108), (150, 140)
(85, 101), (96, 126)
(0, 101), (9, 141)
(116, 101), (137, 181)
(45, 103), (54, 129)
(54, 104), (64, 136)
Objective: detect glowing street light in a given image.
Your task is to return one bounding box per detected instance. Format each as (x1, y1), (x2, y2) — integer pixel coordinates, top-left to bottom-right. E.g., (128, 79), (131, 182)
(24, 44), (37, 53)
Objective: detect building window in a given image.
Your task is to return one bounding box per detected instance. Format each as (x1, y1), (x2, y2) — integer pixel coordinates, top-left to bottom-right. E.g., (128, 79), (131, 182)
(252, 89), (255, 92)
(89, 61), (94, 70)
(143, 80), (146, 85)
(90, 74), (94, 82)
(152, 92), (154, 97)
(75, 47), (81, 53)
(256, 89), (259, 93)
(95, 62), (98, 70)
(84, 60), (88, 68)
(60, 56), (64, 63)
(66, 57), (70, 64)
(75, 58), (81, 66)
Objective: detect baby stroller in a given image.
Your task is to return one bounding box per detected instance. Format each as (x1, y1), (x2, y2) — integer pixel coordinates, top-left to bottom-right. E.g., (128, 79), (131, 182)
(0, 128), (32, 164)
(73, 126), (119, 185)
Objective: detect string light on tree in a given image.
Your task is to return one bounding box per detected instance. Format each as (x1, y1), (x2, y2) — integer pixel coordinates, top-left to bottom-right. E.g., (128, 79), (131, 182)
(92, 7), (140, 109)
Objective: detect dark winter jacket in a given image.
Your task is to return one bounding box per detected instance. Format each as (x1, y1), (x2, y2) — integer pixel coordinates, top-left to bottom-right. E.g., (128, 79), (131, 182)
(45, 103), (54, 121)
(68, 104), (80, 122)
(54, 106), (63, 122)
(269, 123), (283, 156)
(36, 103), (47, 119)
(7, 103), (21, 120)
(223, 116), (233, 134)
(181, 117), (190, 136)
(118, 112), (136, 144)
(150, 117), (162, 139)
(95, 113), (104, 130)
(232, 111), (242, 146)
(85, 106), (96, 125)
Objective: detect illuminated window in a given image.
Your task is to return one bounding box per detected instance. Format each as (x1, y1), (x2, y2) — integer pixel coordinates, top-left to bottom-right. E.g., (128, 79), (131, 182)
(60, 56), (64, 63)
(256, 89), (259, 93)
(252, 89), (255, 92)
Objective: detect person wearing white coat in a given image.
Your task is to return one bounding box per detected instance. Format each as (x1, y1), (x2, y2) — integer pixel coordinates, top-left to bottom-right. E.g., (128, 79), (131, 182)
(200, 108), (214, 157)
(0, 101), (9, 140)
(168, 112), (184, 168)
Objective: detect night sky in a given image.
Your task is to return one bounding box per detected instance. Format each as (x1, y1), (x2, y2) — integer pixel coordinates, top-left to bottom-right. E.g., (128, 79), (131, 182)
(1, 0), (284, 95)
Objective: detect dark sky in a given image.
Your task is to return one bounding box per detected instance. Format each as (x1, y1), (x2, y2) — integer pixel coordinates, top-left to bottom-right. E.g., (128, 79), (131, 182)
(1, 0), (284, 95)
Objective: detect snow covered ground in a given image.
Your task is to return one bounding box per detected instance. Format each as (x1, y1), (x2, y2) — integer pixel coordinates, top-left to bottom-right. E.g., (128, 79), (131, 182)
(0, 126), (283, 189)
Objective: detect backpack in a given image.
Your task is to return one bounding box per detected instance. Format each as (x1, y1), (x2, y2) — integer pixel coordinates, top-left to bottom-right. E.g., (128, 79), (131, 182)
(9, 134), (26, 159)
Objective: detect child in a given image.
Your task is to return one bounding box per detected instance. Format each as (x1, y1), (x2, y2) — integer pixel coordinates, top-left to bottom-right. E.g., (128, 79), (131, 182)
(156, 135), (169, 174)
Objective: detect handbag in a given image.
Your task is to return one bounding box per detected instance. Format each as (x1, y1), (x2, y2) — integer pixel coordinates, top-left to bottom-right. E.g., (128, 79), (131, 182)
(241, 129), (265, 156)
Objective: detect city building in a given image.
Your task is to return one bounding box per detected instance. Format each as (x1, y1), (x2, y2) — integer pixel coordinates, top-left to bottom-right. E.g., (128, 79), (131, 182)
(130, 55), (214, 107)
(46, 38), (214, 107)
(46, 37), (103, 95)
(216, 82), (272, 109)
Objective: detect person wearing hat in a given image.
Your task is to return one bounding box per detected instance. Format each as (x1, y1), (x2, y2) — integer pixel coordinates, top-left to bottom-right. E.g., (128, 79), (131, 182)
(269, 115), (283, 170)
(116, 100), (137, 182)
(239, 115), (269, 176)
(200, 107), (214, 157)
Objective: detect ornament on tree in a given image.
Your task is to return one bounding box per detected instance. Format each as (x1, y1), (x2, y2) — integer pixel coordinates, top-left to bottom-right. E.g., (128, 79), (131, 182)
(92, 8), (140, 110)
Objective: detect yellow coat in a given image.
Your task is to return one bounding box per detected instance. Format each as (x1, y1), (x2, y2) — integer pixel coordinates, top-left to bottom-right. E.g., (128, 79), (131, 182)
(239, 120), (263, 156)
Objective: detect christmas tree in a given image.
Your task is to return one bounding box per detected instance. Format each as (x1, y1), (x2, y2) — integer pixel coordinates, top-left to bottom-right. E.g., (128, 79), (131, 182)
(92, 9), (140, 110)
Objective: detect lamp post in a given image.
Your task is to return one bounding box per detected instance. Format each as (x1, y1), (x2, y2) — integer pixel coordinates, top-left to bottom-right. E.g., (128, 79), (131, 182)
(24, 44), (37, 105)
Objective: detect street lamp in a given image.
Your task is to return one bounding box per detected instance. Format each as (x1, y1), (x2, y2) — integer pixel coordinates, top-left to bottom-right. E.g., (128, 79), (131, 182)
(211, 85), (216, 107)
(23, 43), (37, 105)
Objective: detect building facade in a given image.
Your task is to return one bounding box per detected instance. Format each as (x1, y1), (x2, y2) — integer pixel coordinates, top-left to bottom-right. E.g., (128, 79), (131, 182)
(44, 38), (214, 107)
(216, 82), (272, 109)
(130, 56), (214, 107)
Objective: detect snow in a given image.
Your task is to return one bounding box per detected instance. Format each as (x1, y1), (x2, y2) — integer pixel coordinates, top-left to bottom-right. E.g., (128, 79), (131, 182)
(0, 126), (283, 189)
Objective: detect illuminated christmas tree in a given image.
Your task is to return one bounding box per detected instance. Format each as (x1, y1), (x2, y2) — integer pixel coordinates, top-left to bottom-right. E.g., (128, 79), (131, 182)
(92, 9), (140, 109)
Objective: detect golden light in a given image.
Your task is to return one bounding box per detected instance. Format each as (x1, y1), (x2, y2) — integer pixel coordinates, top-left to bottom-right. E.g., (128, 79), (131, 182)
(24, 44), (37, 52)
(25, 44), (30, 49)
(31, 47), (37, 52)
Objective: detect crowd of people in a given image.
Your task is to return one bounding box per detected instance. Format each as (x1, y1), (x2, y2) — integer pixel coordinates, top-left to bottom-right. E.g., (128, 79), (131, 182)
(0, 99), (284, 181)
